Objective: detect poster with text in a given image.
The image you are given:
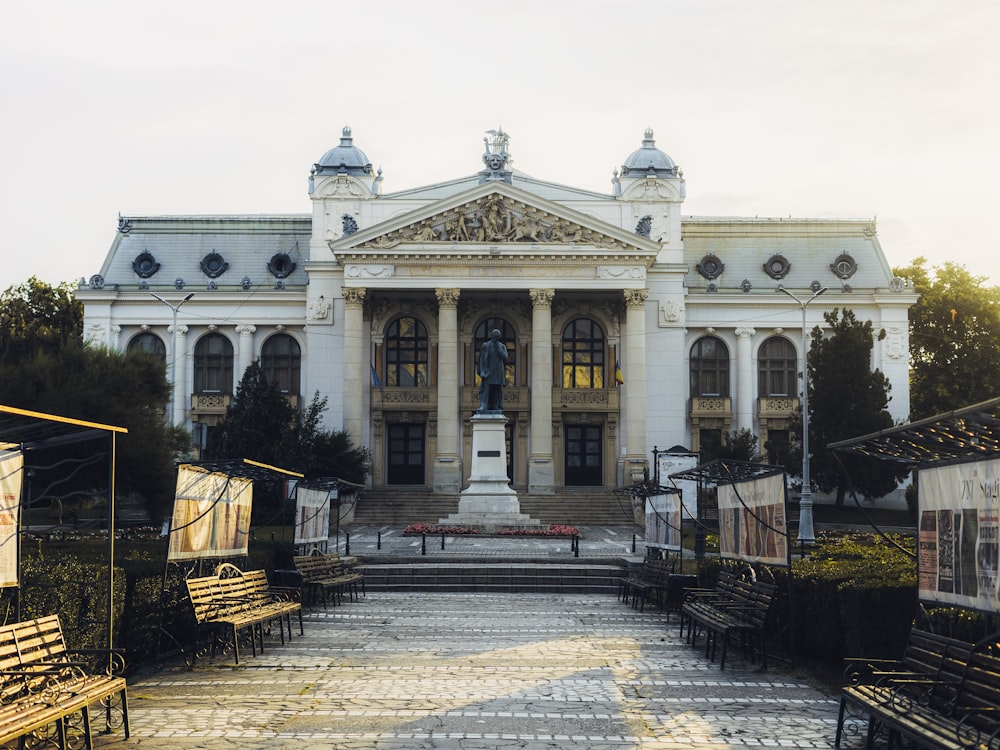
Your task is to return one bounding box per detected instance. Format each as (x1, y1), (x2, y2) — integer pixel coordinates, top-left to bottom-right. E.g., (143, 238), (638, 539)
(645, 492), (682, 551)
(659, 453), (699, 519)
(167, 464), (254, 561)
(717, 472), (789, 567)
(0, 452), (22, 587)
(919, 459), (1000, 612)
(295, 486), (332, 545)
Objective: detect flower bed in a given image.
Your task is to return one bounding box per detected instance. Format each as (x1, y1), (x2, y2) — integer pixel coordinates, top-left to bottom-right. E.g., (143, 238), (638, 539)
(402, 522), (579, 537)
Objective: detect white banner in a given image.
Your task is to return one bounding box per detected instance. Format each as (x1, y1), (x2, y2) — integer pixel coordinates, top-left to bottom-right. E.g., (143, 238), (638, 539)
(659, 453), (699, 520)
(645, 492), (682, 551)
(167, 464), (254, 561)
(919, 459), (1000, 613)
(0, 452), (22, 588)
(294, 486), (332, 545)
(717, 472), (789, 567)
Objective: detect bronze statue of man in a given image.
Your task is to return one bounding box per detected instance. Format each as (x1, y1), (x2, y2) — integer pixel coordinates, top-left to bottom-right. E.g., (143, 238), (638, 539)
(477, 328), (508, 413)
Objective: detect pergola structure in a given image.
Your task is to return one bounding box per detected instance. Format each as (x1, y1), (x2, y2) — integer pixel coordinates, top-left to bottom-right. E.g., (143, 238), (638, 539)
(0, 403), (128, 655)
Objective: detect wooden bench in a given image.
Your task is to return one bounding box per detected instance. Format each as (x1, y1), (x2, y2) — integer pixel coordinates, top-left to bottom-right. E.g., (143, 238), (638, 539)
(294, 554), (365, 608)
(618, 556), (676, 611)
(679, 570), (777, 669)
(0, 614), (129, 750)
(836, 628), (1000, 749)
(185, 567), (303, 666)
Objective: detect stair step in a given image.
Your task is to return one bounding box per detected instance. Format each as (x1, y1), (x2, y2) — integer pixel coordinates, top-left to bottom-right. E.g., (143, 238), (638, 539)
(357, 562), (627, 594)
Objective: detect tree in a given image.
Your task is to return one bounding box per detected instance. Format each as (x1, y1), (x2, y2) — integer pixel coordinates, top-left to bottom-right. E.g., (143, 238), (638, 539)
(805, 308), (908, 504)
(715, 428), (763, 463)
(893, 258), (1000, 419)
(0, 277), (82, 362)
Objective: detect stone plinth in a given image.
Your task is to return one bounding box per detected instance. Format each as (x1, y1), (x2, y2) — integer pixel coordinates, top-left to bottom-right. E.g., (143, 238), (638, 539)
(439, 412), (540, 530)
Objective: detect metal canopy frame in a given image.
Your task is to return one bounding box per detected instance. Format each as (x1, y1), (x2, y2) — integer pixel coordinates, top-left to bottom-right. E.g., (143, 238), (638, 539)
(827, 396), (1000, 468)
(667, 458), (787, 487)
(0, 403), (128, 661)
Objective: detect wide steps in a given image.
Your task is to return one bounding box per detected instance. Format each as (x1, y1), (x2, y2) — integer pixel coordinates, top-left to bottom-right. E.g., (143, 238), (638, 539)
(357, 562), (626, 594)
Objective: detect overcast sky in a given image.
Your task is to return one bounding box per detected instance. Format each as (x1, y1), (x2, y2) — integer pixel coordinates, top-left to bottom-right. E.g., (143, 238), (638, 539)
(1, 0), (997, 292)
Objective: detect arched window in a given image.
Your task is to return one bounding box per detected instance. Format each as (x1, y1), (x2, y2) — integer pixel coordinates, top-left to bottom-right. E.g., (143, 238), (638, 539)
(194, 333), (234, 394)
(261, 333), (301, 395)
(690, 336), (729, 397)
(562, 318), (605, 389)
(386, 316), (429, 387)
(472, 318), (516, 386)
(758, 337), (797, 398)
(127, 332), (166, 362)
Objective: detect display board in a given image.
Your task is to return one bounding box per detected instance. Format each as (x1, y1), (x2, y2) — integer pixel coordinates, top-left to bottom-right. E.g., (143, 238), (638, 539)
(717, 471), (789, 567)
(657, 453), (698, 519)
(645, 490), (682, 551)
(294, 485), (333, 545)
(918, 458), (1000, 613)
(0, 451), (22, 587)
(167, 464), (254, 561)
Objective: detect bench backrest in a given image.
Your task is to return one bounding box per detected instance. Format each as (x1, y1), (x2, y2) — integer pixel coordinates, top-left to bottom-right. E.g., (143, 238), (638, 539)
(294, 554), (344, 581)
(0, 615), (70, 701)
(954, 649), (1000, 736)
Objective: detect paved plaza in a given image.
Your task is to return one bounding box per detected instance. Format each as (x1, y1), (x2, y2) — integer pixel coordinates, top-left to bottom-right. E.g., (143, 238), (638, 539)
(112, 589), (865, 750)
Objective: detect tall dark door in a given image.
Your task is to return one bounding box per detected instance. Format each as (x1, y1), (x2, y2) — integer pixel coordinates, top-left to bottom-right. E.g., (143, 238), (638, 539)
(565, 424), (602, 486)
(387, 423), (425, 485)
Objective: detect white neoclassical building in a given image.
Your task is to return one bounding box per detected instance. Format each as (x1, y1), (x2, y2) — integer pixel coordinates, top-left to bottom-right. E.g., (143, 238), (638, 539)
(78, 127), (916, 495)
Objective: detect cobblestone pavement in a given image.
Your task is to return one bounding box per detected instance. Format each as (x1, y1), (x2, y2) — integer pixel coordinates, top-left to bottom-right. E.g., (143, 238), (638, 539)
(108, 591), (866, 750)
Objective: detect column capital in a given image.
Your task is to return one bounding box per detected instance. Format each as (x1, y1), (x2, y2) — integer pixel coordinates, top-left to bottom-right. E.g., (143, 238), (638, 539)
(623, 288), (649, 309)
(734, 326), (756, 338)
(342, 287), (367, 308)
(235, 323), (257, 336)
(168, 324), (189, 336)
(435, 288), (461, 309)
(529, 288), (555, 309)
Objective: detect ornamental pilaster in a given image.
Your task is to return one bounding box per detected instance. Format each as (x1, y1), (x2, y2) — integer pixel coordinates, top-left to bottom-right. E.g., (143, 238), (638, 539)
(734, 327), (756, 433)
(622, 288), (648, 471)
(235, 324), (257, 380)
(529, 289), (555, 493)
(434, 288), (462, 493)
(342, 287), (367, 442)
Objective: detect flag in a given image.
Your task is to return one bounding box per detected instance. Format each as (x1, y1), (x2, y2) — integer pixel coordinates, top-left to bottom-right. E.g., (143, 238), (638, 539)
(370, 363), (383, 390)
(615, 360), (624, 386)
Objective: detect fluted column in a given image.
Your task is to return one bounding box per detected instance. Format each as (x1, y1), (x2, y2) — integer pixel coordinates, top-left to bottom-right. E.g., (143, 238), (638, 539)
(342, 287), (366, 443)
(235, 324), (256, 381)
(171, 324), (189, 427)
(434, 288), (462, 494)
(735, 327), (755, 433)
(529, 288), (555, 494)
(623, 289), (649, 481)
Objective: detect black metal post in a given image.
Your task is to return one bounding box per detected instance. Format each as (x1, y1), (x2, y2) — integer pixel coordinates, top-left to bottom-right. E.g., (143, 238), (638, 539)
(574, 535), (580, 558)
(377, 531), (382, 550)
(632, 534), (636, 554)
(345, 532), (350, 556)
(441, 533), (445, 550)
(421, 534), (426, 556)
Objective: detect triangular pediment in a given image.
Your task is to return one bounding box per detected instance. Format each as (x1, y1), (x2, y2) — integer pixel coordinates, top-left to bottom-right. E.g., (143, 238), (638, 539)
(330, 181), (659, 256)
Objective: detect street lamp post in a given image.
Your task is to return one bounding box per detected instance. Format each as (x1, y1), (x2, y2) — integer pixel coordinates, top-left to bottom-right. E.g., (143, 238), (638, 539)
(151, 292), (195, 425)
(778, 285), (827, 546)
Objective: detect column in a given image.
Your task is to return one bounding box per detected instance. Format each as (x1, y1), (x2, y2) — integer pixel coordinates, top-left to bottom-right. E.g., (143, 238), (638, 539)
(342, 287), (366, 443)
(529, 289), (555, 494)
(434, 288), (462, 494)
(235, 324), (256, 381)
(171, 324), (189, 427)
(623, 289), (649, 482)
(735, 327), (756, 433)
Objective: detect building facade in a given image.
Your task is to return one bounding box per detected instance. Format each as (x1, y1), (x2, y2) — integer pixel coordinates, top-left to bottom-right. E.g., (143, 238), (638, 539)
(78, 128), (917, 493)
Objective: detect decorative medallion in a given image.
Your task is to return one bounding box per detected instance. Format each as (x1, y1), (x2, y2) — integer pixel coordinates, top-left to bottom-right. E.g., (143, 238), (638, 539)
(241, 276), (252, 290)
(741, 279), (752, 293)
(132, 251), (160, 278)
(267, 252), (296, 279)
(763, 254), (791, 280)
(342, 214), (359, 235)
(89, 274), (105, 290)
(635, 215), (652, 238)
(200, 251), (229, 278)
(696, 254), (724, 280)
(830, 253), (857, 279)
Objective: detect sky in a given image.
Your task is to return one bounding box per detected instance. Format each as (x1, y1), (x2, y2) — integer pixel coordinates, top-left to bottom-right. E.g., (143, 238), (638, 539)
(1, 0), (997, 292)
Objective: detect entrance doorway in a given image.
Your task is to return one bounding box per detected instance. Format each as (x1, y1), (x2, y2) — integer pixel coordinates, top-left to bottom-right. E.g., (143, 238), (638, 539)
(565, 424), (602, 486)
(387, 423), (425, 485)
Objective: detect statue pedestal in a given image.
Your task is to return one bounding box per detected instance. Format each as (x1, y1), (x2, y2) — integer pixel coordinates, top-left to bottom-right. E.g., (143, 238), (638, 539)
(439, 412), (539, 530)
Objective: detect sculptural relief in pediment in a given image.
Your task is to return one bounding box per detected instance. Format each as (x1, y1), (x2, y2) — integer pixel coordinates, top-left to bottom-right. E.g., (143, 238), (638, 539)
(358, 193), (630, 250)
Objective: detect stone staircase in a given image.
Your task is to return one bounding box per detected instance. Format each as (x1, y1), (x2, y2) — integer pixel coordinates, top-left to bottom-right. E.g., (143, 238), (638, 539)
(351, 488), (639, 527)
(357, 560), (627, 594)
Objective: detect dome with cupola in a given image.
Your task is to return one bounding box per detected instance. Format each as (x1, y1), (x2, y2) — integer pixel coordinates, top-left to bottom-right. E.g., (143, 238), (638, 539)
(621, 128), (678, 178)
(314, 126), (373, 176)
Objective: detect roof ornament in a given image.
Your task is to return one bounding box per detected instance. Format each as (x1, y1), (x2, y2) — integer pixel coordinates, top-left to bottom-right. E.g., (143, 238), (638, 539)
(479, 127), (512, 184)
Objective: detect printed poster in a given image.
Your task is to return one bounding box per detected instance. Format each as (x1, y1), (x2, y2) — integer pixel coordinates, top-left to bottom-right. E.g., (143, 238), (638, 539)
(0, 452), (22, 587)
(919, 459), (1000, 612)
(645, 491), (682, 551)
(716, 471), (789, 567)
(658, 453), (699, 520)
(167, 464), (254, 561)
(294, 486), (332, 545)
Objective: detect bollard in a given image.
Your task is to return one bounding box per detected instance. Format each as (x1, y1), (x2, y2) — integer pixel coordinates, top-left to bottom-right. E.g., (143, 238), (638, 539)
(377, 531), (382, 550)
(441, 532), (445, 550)
(345, 532), (350, 556)
(632, 534), (636, 554)
(421, 534), (427, 556)
(574, 534), (580, 558)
